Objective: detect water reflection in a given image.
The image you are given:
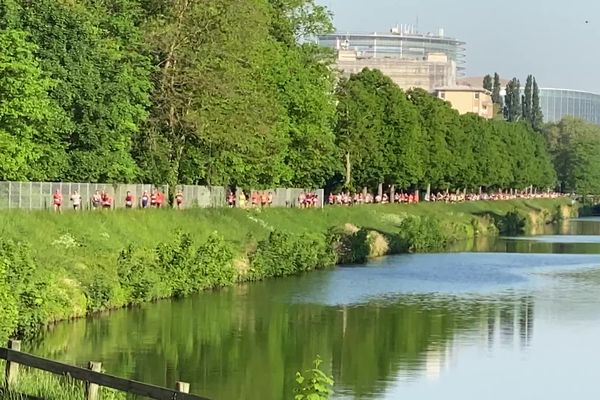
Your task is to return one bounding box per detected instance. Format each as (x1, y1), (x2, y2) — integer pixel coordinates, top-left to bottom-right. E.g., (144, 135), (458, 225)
(30, 218), (600, 400)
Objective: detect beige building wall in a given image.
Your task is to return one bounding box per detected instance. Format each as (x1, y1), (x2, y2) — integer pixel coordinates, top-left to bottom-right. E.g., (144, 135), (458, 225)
(336, 50), (457, 91)
(436, 87), (494, 119)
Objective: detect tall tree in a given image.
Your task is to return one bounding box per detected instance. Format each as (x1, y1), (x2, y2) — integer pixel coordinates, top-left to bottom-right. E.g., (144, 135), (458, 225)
(139, 0), (291, 187)
(13, 0), (153, 182)
(492, 73), (503, 108)
(483, 75), (493, 92)
(531, 78), (544, 131)
(504, 78), (521, 122)
(522, 75), (533, 124)
(0, 29), (69, 181)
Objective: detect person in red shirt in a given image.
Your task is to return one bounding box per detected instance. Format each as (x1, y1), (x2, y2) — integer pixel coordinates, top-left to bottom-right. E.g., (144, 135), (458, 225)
(101, 192), (112, 209)
(156, 190), (164, 208)
(52, 189), (62, 213)
(125, 191), (135, 209)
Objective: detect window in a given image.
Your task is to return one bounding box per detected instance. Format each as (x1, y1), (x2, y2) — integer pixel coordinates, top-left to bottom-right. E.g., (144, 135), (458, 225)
(474, 93), (480, 99)
(440, 92), (446, 99)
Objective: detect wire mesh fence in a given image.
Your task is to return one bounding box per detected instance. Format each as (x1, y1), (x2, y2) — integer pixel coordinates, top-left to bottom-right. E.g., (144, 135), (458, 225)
(0, 182), (323, 211)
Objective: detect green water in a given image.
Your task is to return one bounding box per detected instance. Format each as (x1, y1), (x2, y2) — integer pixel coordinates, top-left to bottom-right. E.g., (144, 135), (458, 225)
(30, 218), (600, 399)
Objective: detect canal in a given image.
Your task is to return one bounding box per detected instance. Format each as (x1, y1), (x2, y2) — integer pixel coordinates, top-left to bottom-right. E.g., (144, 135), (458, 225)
(29, 217), (600, 399)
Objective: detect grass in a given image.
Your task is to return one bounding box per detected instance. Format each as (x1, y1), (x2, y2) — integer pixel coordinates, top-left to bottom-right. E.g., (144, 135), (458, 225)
(0, 199), (572, 267)
(0, 360), (127, 400)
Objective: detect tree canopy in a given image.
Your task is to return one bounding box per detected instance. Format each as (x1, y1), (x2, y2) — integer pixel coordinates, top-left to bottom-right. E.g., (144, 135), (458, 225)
(0, 0), (566, 193)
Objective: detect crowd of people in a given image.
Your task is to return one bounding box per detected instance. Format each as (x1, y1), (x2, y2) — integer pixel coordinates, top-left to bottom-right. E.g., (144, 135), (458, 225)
(226, 191), (321, 208)
(48, 186), (565, 213)
(326, 190), (564, 206)
(51, 188), (183, 212)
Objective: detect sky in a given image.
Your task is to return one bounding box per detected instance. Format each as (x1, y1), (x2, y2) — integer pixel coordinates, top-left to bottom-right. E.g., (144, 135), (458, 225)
(317, 0), (600, 93)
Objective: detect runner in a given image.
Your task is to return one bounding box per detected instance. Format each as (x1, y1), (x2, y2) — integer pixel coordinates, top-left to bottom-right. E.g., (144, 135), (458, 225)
(267, 192), (273, 207)
(156, 190), (164, 208)
(91, 190), (102, 210)
(141, 191), (149, 208)
(239, 191), (247, 209)
(70, 190), (81, 211)
(101, 192), (112, 209)
(150, 190), (157, 207)
(125, 191), (134, 209)
(175, 190), (184, 209)
(52, 189), (62, 213)
(227, 191), (236, 208)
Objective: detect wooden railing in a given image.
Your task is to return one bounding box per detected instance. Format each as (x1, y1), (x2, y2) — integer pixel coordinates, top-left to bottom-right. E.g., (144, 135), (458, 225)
(1, 340), (210, 400)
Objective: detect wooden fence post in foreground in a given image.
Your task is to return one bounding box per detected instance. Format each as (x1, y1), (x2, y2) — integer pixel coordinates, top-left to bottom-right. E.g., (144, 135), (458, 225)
(4, 340), (21, 388)
(176, 381), (190, 393)
(85, 362), (102, 400)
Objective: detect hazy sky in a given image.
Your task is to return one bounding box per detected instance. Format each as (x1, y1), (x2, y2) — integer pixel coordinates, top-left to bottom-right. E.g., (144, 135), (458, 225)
(318, 0), (600, 93)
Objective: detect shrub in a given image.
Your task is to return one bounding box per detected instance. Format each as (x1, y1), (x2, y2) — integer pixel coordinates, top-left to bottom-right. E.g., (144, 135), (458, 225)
(117, 245), (165, 305)
(194, 232), (236, 290)
(398, 216), (447, 252)
(250, 230), (335, 280)
(328, 227), (370, 264)
(495, 210), (527, 235)
(155, 232), (196, 297)
(0, 240), (49, 337)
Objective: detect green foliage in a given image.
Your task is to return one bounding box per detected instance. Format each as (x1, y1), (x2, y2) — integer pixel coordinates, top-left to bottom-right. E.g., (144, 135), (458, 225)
(328, 227), (370, 264)
(492, 73), (503, 108)
(250, 230), (335, 279)
(544, 117), (600, 194)
(398, 216), (447, 252)
(504, 78), (521, 122)
(0, 29), (68, 181)
(483, 74), (493, 91)
(294, 356), (334, 400)
(494, 210), (527, 236)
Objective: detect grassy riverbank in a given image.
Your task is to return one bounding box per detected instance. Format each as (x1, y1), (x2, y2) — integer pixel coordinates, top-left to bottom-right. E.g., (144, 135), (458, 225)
(0, 199), (574, 343)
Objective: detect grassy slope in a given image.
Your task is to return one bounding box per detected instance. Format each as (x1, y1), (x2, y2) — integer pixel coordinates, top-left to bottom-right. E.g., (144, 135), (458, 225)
(0, 199), (571, 270)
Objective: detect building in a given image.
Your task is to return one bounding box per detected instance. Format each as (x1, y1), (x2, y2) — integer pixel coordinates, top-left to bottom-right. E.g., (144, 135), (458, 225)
(435, 86), (494, 119)
(318, 26), (465, 91)
(538, 88), (600, 125)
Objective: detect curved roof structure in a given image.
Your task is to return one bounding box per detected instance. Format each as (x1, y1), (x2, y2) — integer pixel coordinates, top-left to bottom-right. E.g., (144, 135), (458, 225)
(317, 27), (466, 73)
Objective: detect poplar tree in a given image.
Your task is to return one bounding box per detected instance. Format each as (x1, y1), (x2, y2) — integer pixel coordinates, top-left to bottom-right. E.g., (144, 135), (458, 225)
(523, 75), (533, 123)
(483, 75), (493, 91)
(504, 78), (522, 122)
(532, 78), (544, 131)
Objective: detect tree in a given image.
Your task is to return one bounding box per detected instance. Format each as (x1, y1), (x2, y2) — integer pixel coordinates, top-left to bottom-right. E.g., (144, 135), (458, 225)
(140, 0), (290, 187)
(544, 117), (600, 194)
(483, 75), (493, 91)
(0, 29), (69, 181)
(13, 0), (153, 182)
(504, 78), (521, 122)
(531, 78), (544, 131)
(522, 75), (533, 123)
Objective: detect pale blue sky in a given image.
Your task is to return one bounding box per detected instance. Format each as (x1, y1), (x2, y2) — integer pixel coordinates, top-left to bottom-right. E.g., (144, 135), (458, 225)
(318, 0), (600, 93)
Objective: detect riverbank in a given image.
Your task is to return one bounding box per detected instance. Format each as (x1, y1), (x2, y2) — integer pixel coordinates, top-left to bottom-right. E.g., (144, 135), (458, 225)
(0, 199), (575, 342)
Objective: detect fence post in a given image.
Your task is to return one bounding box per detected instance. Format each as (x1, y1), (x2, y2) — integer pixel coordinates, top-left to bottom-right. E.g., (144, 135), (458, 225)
(175, 381), (190, 393)
(85, 362), (102, 400)
(5, 339), (21, 388)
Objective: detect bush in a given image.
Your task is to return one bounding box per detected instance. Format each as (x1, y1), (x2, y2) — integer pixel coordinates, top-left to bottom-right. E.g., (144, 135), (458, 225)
(495, 210), (527, 235)
(194, 232), (236, 290)
(250, 230), (335, 280)
(328, 227), (370, 264)
(117, 245), (165, 305)
(0, 240), (50, 337)
(155, 232), (197, 297)
(398, 216), (447, 252)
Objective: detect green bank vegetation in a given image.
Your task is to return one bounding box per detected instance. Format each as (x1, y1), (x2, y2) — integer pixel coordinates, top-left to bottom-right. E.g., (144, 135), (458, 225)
(0, 198), (573, 344)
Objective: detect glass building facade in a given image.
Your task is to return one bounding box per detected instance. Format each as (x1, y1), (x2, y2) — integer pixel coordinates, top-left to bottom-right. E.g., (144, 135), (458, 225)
(317, 28), (466, 73)
(539, 88), (600, 125)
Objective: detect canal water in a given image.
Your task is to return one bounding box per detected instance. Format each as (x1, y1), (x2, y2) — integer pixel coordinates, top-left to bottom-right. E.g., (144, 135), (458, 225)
(30, 218), (600, 399)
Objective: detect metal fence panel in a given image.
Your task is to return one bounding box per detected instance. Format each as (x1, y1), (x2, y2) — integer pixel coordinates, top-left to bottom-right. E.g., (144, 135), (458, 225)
(0, 181), (323, 210)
